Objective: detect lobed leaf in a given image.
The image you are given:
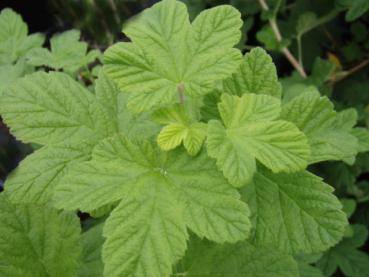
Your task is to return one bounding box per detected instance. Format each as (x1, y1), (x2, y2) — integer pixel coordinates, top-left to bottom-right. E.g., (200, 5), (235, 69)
(54, 135), (250, 276)
(1, 71), (161, 207)
(0, 59), (33, 93)
(223, 47), (282, 98)
(153, 102), (206, 155)
(95, 71), (159, 139)
(104, 0), (243, 112)
(0, 72), (104, 145)
(207, 93), (310, 187)
(281, 88), (358, 163)
(0, 195), (81, 277)
(157, 122), (207, 155)
(352, 127), (369, 153)
(242, 168), (347, 254)
(4, 144), (90, 204)
(178, 237), (300, 277)
(80, 222), (105, 277)
(26, 30), (100, 73)
(0, 8), (44, 64)
(103, 184), (188, 277)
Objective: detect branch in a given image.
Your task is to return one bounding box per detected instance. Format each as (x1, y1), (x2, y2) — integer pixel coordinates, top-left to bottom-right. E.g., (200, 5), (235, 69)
(257, 0), (307, 78)
(331, 58), (369, 83)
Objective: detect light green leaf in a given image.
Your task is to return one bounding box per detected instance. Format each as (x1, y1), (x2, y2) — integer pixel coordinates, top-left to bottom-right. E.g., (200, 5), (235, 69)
(1, 72), (159, 207)
(200, 89), (221, 121)
(0, 8), (44, 64)
(103, 184), (188, 277)
(0, 8), (27, 43)
(104, 43), (178, 112)
(80, 222), (105, 277)
(182, 122), (207, 154)
(153, 102), (206, 155)
(352, 127), (369, 153)
(241, 168), (347, 254)
(0, 195), (81, 277)
(157, 122), (206, 155)
(54, 134), (249, 276)
(95, 72), (159, 139)
(4, 144), (90, 204)
(178, 237), (300, 277)
(0, 71), (108, 145)
(26, 30), (99, 73)
(223, 47), (282, 98)
(152, 105), (191, 125)
(0, 59), (33, 93)
(104, 0), (242, 112)
(94, 71), (120, 136)
(55, 135), (250, 246)
(281, 88), (358, 163)
(207, 93), (310, 187)
(333, 108), (358, 130)
(218, 90), (281, 125)
(341, 198), (357, 218)
(207, 119), (256, 187)
(89, 202), (118, 219)
(152, 98), (202, 125)
(177, 174), (251, 244)
(54, 158), (135, 212)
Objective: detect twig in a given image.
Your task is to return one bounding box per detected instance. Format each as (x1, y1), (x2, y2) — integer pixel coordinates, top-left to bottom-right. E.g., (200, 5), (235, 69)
(331, 58), (369, 83)
(296, 10), (339, 67)
(257, 0), (307, 78)
(281, 48), (307, 77)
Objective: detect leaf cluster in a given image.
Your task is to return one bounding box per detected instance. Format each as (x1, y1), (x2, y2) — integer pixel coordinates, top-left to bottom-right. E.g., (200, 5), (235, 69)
(1, 1), (369, 277)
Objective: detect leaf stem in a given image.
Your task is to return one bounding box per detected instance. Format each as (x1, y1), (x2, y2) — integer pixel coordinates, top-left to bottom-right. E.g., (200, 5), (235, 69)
(257, 0), (307, 78)
(297, 35), (303, 67)
(302, 10), (339, 36)
(296, 9), (339, 66)
(178, 83), (185, 105)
